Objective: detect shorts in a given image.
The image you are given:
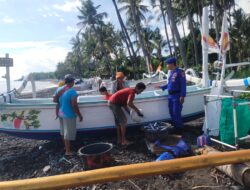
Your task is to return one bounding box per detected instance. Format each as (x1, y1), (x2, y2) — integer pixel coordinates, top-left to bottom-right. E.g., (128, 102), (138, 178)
(108, 103), (127, 126)
(59, 118), (77, 140)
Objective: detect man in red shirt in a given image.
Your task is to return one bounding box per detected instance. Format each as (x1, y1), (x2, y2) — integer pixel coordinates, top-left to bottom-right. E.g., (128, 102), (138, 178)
(108, 82), (146, 145)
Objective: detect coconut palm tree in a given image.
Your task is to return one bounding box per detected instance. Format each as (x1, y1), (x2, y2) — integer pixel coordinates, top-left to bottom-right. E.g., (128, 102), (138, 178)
(77, 0), (112, 75)
(150, 0), (173, 56)
(184, 0), (200, 66)
(165, 0), (187, 69)
(230, 8), (250, 62)
(118, 0), (151, 74)
(112, 0), (138, 78)
(70, 35), (83, 77)
(151, 27), (168, 61)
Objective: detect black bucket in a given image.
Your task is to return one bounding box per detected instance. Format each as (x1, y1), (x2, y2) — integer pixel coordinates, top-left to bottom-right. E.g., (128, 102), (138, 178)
(78, 142), (113, 170)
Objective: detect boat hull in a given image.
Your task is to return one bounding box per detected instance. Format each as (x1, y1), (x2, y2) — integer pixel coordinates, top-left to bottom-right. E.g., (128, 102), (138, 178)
(0, 87), (210, 140)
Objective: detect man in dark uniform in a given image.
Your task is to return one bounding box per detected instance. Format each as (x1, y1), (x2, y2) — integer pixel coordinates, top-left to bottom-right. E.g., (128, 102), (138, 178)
(159, 57), (186, 129)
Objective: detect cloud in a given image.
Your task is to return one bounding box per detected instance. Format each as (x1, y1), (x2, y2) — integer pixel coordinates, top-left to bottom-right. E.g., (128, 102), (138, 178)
(237, 0), (250, 13)
(53, 0), (81, 12)
(41, 11), (63, 19)
(66, 26), (78, 33)
(0, 41), (69, 80)
(1, 16), (15, 23)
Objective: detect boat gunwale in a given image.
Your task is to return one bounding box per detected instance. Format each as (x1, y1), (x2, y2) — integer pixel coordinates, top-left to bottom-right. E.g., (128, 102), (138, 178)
(0, 87), (211, 108)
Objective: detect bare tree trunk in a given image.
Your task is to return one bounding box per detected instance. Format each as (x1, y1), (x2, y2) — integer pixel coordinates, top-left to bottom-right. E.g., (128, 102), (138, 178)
(93, 25), (112, 75)
(159, 0), (172, 56)
(182, 21), (186, 38)
(165, 0), (187, 69)
(212, 0), (220, 43)
(112, 0), (137, 78)
(129, 0), (151, 75)
(185, 0), (199, 67)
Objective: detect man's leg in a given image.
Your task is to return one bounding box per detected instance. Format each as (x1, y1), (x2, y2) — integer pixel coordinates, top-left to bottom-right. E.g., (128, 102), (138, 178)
(168, 98), (174, 125)
(64, 139), (72, 155)
(109, 103), (128, 145)
(64, 118), (76, 155)
(172, 98), (183, 128)
(116, 124), (122, 144)
(59, 118), (66, 149)
(120, 122), (128, 145)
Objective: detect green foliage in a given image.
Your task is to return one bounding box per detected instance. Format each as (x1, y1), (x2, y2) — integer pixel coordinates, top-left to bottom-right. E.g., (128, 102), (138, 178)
(31, 72), (56, 80)
(239, 92), (250, 100)
(52, 0), (250, 79)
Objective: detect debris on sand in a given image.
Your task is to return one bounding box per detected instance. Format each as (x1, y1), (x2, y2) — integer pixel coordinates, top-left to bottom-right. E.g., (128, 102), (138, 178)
(0, 118), (239, 189)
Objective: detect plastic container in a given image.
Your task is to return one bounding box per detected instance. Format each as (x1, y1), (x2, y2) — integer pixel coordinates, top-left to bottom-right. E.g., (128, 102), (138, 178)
(197, 134), (211, 147)
(78, 142), (113, 170)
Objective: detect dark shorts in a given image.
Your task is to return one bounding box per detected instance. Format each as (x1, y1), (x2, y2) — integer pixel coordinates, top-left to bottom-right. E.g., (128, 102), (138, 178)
(108, 103), (127, 126)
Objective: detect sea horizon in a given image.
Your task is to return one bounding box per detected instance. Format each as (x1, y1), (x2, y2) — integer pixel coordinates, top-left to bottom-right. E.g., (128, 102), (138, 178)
(0, 80), (57, 94)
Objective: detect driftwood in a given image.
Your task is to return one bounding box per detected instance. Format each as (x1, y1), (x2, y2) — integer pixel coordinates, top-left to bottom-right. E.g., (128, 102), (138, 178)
(203, 146), (250, 188)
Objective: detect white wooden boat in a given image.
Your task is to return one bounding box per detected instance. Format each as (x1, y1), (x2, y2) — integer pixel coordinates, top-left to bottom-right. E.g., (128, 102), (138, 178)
(0, 85), (209, 140)
(1, 7), (249, 141)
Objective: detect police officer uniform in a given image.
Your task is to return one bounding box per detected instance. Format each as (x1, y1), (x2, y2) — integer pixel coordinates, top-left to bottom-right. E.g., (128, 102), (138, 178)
(160, 57), (186, 128)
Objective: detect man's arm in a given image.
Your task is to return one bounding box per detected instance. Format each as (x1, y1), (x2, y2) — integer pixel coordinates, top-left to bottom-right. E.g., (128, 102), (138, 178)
(180, 71), (186, 104)
(160, 83), (168, 91)
(127, 100), (143, 117)
(53, 90), (59, 103)
(72, 97), (83, 122)
(123, 106), (130, 114)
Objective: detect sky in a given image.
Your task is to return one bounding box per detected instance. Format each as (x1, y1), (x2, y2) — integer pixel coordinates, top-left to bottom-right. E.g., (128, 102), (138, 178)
(0, 0), (249, 81)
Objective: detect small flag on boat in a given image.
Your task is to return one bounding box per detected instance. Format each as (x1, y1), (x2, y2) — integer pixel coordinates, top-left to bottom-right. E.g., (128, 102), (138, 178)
(219, 12), (230, 55)
(202, 34), (220, 54)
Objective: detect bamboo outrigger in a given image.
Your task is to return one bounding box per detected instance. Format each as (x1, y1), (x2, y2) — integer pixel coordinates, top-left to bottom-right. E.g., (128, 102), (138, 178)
(1, 149), (250, 190)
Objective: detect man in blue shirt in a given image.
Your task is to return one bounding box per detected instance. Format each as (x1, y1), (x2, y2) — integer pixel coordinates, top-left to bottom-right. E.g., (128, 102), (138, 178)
(159, 57), (186, 129)
(53, 74), (83, 155)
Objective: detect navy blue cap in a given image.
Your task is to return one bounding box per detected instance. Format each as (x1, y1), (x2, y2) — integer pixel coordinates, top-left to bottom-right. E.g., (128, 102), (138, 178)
(64, 74), (75, 84)
(165, 57), (177, 64)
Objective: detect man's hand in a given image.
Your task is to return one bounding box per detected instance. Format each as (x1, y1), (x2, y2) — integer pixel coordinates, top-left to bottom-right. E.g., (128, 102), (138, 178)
(154, 85), (162, 89)
(180, 96), (185, 104)
(79, 115), (83, 122)
(137, 111), (144, 117)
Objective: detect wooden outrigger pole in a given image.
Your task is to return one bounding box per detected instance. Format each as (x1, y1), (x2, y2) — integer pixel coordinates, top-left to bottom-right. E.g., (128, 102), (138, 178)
(1, 149), (250, 190)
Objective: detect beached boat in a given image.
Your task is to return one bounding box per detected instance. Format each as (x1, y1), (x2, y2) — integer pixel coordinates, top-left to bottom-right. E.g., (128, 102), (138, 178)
(0, 7), (249, 140)
(0, 85), (209, 140)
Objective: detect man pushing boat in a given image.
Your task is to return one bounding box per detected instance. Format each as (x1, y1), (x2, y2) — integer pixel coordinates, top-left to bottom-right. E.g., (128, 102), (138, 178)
(53, 74), (83, 155)
(108, 82), (146, 145)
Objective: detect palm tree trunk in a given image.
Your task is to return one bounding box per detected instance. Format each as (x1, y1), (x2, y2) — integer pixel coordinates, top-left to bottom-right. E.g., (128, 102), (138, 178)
(212, 0), (220, 43)
(168, 18), (177, 56)
(165, 0), (187, 69)
(112, 0), (137, 78)
(185, 0), (199, 67)
(182, 21), (186, 38)
(159, 0), (172, 56)
(129, 0), (151, 75)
